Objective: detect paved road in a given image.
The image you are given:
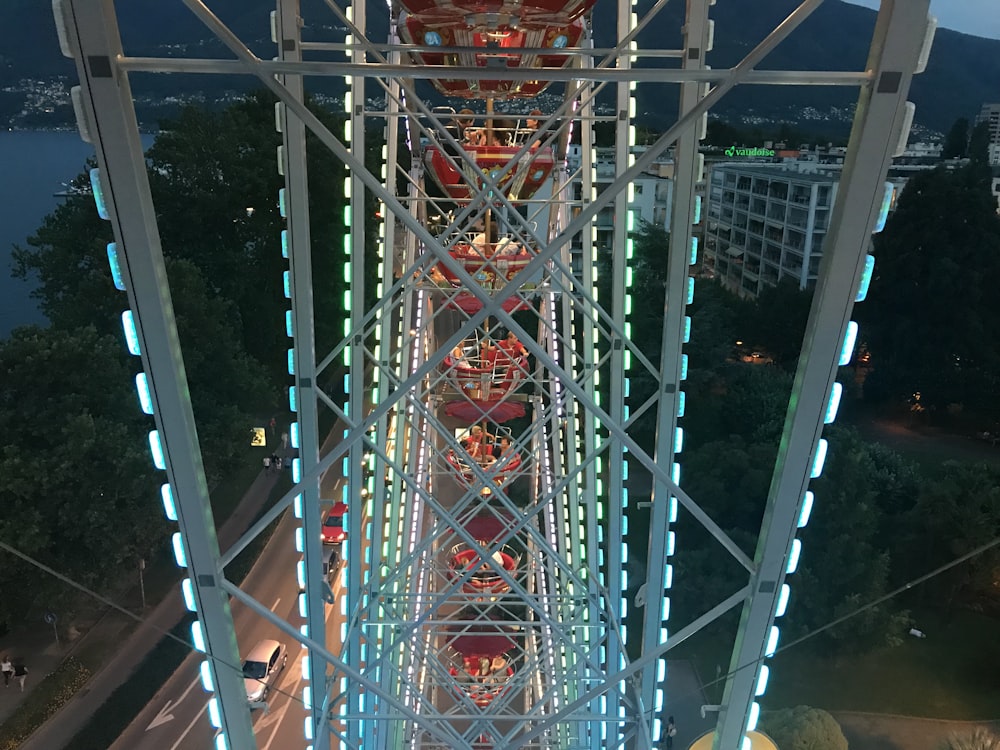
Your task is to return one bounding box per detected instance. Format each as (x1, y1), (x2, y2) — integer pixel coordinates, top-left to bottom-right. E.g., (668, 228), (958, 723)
(112, 509), (348, 750)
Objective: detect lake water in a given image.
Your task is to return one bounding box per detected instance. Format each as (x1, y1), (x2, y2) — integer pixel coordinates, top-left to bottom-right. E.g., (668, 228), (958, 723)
(0, 130), (153, 338)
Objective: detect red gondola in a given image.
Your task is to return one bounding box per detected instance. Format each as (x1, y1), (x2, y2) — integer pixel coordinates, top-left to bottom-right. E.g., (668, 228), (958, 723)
(449, 543), (521, 595)
(424, 142), (555, 202)
(442, 338), (528, 402)
(444, 629), (518, 707)
(448, 656), (515, 707)
(398, 0), (597, 28)
(430, 237), (535, 289)
(398, 19), (586, 100)
(444, 446), (523, 488)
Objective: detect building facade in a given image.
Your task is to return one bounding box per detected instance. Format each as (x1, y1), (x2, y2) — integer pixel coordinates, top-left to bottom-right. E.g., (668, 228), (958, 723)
(976, 103), (1000, 166)
(703, 163), (838, 298)
(566, 144), (675, 278)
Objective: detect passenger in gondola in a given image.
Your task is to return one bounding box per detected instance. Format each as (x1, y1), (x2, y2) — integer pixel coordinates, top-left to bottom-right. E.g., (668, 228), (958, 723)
(522, 109), (545, 144)
(451, 343), (471, 368)
(526, 109), (543, 133)
(466, 126), (487, 146)
(470, 424), (495, 450)
(494, 237), (521, 282)
(493, 435), (513, 460)
(480, 337), (499, 365)
(454, 108), (475, 140)
(493, 118), (515, 146)
(461, 434), (479, 458)
(498, 330), (528, 360)
(428, 263), (448, 284)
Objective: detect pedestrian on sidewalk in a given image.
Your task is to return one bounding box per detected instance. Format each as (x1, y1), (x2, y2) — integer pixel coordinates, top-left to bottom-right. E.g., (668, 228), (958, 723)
(665, 715), (677, 749)
(263, 455), (271, 473)
(1, 656), (12, 687)
(13, 662), (27, 692)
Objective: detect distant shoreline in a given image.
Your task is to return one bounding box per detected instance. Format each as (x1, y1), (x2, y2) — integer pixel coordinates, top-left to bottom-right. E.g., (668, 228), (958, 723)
(4, 125), (161, 136)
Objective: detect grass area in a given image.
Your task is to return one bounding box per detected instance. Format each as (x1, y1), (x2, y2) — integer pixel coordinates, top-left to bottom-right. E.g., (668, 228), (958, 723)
(0, 658), (91, 750)
(765, 608), (1000, 719)
(210, 451), (272, 523)
(841, 404), (1000, 475)
(62, 620), (193, 750)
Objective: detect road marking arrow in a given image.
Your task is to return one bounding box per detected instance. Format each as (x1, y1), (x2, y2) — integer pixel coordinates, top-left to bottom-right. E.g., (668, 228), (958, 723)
(147, 672), (202, 732)
(146, 700), (175, 730)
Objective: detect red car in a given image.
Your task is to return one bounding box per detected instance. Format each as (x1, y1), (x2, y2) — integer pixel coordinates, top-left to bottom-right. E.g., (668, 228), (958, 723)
(321, 502), (348, 545)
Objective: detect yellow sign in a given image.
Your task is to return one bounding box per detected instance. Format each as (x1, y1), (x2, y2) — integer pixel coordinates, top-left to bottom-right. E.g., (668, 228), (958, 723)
(250, 427), (267, 447)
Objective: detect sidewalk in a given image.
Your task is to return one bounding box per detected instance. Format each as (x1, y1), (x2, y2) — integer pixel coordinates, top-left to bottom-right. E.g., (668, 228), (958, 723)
(0, 467), (280, 750)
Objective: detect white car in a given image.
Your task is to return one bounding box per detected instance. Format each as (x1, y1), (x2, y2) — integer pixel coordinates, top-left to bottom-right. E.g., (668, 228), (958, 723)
(242, 639), (287, 704)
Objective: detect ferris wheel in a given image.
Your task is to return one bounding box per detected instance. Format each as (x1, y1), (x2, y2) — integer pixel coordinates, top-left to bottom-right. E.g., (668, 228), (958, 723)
(56, 0), (935, 748)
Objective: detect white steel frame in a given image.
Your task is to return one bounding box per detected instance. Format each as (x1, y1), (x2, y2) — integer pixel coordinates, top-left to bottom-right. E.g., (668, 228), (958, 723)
(57, 0), (932, 747)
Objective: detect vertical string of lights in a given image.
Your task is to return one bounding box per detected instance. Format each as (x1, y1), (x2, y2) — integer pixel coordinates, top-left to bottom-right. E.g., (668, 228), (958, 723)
(606, 0), (638, 737)
(343, 1), (370, 743)
(93, 172), (233, 749)
(573, 60), (605, 746)
(551, 89), (581, 733)
(367, 34), (401, 737)
(741, 179), (893, 734)
(634, 0), (712, 738)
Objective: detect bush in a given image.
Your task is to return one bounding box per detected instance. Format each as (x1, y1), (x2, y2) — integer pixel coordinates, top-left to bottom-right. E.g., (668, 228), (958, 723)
(940, 729), (1000, 750)
(0, 657), (91, 750)
(759, 705), (848, 750)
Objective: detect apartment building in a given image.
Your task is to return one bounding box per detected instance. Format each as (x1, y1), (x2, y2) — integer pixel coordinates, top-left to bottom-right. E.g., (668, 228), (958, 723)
(976, 103), (1000, 166)
(703, 164), (838, 298)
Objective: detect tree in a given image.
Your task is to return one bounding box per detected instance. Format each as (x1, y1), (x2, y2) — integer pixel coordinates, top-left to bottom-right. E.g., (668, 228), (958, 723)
(759, 706), (848, 750)
(680, 436), (777, 534)
(13, 204), (275, 481)
(686, 279), (755, 377)
(0, 327), (167, 621)
(905, 461), (1000, 609)
(746, 278), (813, 371)
(942, 117), (969, 159)
(145, 91), (350, 377)
(789, 427), (910, 649)
(968, 121), (991, 165)
(857, 162), (1000, 418)
(940, 729), (1000, 750)
(164, 258), (275, 481)
(12, 173), (118, 333)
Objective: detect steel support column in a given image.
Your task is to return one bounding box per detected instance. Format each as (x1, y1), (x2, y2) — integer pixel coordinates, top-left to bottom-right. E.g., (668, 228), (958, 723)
(713, 3), (932, 747)
(59, 1), (256, 746)
(639, 0), (711, 736)
(273, 0), (330, 744)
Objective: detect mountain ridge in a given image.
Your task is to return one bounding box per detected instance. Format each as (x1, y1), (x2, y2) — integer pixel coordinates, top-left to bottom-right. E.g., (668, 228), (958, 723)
(1, 0), (995, 134)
